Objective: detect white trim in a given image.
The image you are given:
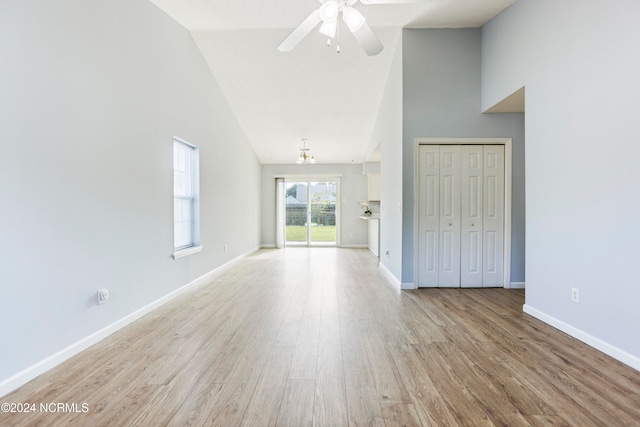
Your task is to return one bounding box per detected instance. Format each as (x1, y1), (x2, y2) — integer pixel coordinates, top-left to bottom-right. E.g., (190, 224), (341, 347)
(261, 243), (277, 248)
(273, 173), (343, 179)
(413, 138), (513, 288)
(523, 304), (640, 372)
(401, 282), (416, 290)
(416, 138), (512, 145)
(335, 179), (341, 248)
(172, 245), (203, 259)
(0, 248), (258, 398)
(340, 244), (368, 249)
(509, 282), (526, 289)
(173, 135), (196, 149)
(275, 178), (285, 249)
(379, 262), (401, 288)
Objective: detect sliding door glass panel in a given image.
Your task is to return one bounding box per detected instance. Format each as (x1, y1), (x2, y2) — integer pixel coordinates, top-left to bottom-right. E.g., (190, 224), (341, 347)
(310, 181), (336, 244)
(285, 182), (308, 244)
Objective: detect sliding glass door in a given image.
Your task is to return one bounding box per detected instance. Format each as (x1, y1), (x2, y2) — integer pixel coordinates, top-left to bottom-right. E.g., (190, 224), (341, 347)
(285, 180), (337, 246)
(285, 181), (308, 244)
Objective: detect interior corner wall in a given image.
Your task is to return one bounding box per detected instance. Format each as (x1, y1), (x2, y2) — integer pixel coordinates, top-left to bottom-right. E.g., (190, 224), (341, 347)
(482, 0), (640, 367)
(369, 37), (404, 282)
(0, 0), (261, 391)
(401, 28), (525, 287)
(260, 164), (368, 248)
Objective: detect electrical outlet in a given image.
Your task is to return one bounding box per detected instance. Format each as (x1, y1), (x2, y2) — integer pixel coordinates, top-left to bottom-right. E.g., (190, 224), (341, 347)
(224, 244), (228, 253)
(571, 287), (579, 303)
(97, 289), (109, 305)
(385, 249), (390, 256)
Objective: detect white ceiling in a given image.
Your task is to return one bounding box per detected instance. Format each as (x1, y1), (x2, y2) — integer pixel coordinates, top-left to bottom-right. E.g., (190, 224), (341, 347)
(148, 0), (517, 164)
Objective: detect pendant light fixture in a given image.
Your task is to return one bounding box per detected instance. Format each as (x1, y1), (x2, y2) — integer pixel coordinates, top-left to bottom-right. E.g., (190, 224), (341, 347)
(296, 138), (316, 164)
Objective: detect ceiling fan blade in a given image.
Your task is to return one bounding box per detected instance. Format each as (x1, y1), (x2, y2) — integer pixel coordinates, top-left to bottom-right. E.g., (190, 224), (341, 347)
(351, 22), (384, 56)
(277, 10), (323, 52)
(359, 0), (443, 4)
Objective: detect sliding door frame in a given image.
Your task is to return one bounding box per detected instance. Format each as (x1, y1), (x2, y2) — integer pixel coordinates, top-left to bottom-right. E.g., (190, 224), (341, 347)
(413, 138), (513, 289)
(279, 174), (342, 248)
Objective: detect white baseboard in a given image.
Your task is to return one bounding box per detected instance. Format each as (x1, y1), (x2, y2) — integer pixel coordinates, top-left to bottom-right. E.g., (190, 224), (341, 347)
(340, 244), (368, 249)
(377, 261), (415, 290)
(401, 282), (416, 290)
(523, 304), (640, 372)
(260, 243), (277, 248)
(0, 248), (258, 398)
(509, 282), (526, 289)
(379, 262), (401, 288)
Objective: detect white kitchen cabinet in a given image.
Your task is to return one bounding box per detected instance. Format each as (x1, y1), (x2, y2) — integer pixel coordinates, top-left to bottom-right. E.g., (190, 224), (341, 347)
(367, 217), (380, 257)
(368, 173), (380, 201)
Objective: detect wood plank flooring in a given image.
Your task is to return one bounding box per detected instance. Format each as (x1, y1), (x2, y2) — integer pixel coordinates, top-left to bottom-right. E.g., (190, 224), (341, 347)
(2, 248), (640, 426)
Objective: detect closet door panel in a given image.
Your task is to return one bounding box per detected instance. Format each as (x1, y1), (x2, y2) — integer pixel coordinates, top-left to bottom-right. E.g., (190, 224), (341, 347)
(438, 145), (461, 287)
(483, 145), (505, 287)
(461, 146), (483, 287)
(418, 143), (505, 288)
(418, 145), (439, 287)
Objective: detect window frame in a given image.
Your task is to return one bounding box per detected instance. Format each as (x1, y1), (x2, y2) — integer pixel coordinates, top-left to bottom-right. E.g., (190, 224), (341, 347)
(172, 137), (202, 259)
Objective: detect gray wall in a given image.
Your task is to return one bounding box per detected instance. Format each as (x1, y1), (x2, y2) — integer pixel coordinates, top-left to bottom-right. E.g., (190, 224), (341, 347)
(401, 28), (526, 286)
(260, 164), (368, 247)
(0, 0), (261, 386)
(369, 38), (405, 281)
(483, 0), (640, 364)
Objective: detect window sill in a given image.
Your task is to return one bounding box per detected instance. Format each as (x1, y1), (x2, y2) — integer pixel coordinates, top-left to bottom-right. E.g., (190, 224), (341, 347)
(172, 245), (203, 260)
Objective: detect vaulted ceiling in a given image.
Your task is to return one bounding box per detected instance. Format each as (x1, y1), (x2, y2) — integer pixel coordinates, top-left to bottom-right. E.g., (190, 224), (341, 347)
(148, 0), (516, 164)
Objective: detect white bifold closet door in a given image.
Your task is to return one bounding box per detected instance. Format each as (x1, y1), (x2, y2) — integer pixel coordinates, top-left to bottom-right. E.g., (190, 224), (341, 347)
(418, 145), (504, 288)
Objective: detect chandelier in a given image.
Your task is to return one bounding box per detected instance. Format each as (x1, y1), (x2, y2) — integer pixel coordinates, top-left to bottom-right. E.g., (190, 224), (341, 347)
(296, 138), (316, 164)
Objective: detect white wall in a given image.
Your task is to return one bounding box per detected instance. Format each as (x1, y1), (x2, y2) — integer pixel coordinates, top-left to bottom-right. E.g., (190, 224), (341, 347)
(260, 164), (368, 247)
(483, 0), (640, 367)
(401, 28), (526, 286)
(0, 0), (261, 393)
(368, 38), (405, 283)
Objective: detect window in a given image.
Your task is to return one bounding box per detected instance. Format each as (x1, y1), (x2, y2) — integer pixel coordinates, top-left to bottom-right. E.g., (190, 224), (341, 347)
(173, 137), (201, 258)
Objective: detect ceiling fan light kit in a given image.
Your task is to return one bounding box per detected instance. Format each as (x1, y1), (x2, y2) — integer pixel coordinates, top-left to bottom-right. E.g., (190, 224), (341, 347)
(278, 0), (443, 56)
(319, 21), (337, 38)
(342, 7), (366, 32)
(319, 1), (340, 21)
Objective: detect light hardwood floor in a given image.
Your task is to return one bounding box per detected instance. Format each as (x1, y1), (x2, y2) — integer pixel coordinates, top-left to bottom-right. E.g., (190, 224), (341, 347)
(2, 248), (639, 426)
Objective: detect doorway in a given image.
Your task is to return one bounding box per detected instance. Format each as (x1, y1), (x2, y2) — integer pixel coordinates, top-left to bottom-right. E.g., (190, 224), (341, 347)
(285, 180), (338, 246)
(415, 139), (512, 288)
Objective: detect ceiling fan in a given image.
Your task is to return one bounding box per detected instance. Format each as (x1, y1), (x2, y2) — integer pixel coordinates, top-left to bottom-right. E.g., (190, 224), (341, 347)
(277, 0), (441, 56)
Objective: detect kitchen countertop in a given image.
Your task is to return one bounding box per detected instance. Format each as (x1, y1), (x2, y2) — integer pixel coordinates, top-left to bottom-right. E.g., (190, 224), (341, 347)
(359, 214), (380, 220)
